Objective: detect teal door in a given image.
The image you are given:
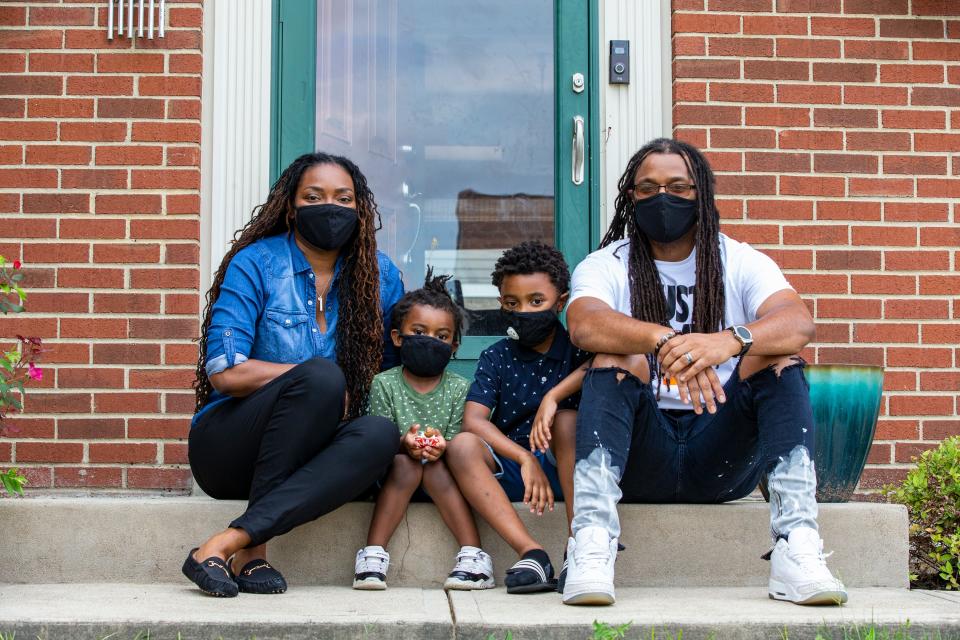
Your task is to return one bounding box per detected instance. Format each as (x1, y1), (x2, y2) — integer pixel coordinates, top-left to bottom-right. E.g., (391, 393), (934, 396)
(272, 0), (600, 376)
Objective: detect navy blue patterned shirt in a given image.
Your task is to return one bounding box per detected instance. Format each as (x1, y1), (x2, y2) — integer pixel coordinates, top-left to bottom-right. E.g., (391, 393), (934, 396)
(466, 325), (591, 450)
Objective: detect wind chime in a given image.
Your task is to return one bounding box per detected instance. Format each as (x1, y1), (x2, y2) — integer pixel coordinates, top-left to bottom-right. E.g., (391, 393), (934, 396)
(106, 0), (166, 40)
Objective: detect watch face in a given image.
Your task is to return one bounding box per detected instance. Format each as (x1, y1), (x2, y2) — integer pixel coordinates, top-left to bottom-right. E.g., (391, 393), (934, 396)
(735, 325), (752, 342)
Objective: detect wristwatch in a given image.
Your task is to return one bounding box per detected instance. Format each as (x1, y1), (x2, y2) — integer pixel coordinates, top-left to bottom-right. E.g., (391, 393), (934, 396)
(727, 325), (753, 358)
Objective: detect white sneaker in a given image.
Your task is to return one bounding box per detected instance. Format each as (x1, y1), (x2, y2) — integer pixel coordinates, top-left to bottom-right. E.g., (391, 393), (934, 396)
(443, 546), (495, 590)
(561, 526), (617, 606)
(353, 545), (390, 590)
(768, 527), (848, 605)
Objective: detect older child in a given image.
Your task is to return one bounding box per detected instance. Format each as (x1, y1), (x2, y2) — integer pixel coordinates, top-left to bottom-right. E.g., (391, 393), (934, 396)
(446, 242), (591, 594)
(353, 270), (494, 591)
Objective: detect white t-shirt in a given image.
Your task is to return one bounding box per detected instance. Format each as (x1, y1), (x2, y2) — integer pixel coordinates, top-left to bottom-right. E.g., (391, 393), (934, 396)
(569, 233), (793, 409)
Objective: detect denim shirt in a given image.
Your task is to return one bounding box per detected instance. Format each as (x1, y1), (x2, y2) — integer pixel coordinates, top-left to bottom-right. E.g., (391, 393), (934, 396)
(195, 232), (405, 424)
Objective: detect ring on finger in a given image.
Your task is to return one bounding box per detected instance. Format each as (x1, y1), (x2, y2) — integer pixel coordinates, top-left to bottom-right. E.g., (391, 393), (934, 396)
(684, 352), (694, 365)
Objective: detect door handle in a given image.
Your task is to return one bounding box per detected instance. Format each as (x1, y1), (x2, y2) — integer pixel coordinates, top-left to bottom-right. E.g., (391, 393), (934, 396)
(572, 115), (584, 185)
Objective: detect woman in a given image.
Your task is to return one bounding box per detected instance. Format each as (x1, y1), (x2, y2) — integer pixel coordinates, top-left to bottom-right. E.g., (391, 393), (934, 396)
(184, 152), (404, 597)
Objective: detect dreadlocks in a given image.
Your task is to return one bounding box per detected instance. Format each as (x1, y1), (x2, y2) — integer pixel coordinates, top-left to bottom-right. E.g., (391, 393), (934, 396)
(600, 138), (726, 393)
(601, 138), (725, 333)
(194, 152), (384, 420)
(391, 266), (464, 344)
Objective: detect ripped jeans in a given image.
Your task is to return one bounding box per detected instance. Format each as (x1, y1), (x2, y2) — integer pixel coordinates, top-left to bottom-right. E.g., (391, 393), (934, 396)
(572, 359), (818, 543)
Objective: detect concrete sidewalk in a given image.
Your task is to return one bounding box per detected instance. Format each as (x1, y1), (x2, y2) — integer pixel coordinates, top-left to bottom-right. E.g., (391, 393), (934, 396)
(2, 584), (958, 640)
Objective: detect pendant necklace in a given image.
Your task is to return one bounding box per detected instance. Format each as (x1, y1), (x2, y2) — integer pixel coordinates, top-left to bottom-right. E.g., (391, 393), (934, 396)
(316, 273), (333, 313)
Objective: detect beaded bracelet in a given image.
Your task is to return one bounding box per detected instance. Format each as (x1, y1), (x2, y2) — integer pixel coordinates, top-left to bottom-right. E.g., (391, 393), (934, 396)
(653, 331), (677, 358)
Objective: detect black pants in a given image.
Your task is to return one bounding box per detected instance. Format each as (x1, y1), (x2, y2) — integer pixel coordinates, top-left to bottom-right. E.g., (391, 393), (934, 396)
(188, 358), (398, 547)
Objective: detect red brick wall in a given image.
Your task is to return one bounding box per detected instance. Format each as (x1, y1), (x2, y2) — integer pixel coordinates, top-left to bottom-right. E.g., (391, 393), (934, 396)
(0, 1), (202, 492)
(673, 0), (959, 495)
(2, 1), (957, 495)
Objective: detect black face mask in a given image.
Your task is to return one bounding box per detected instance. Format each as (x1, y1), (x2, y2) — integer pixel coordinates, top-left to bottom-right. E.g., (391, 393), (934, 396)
(632, 192), (698, 244)
(502, 309), (559, 348)
(295, 203), (358, 251)
(399, 334), (453, 378)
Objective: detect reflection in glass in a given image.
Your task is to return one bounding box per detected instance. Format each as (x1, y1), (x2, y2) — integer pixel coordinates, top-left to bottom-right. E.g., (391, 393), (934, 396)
(315, 0), (554, 335)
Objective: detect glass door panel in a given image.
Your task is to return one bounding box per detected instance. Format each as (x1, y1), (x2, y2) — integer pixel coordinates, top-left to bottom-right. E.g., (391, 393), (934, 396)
(273, 0), (595, 368)
(314, 0), (555, 339)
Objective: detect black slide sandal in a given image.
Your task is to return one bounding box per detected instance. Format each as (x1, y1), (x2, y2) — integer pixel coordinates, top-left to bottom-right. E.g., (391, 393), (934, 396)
(505, 557), (557, 594)
(232, 558), (288, 594)
(181, 548), (239, 598)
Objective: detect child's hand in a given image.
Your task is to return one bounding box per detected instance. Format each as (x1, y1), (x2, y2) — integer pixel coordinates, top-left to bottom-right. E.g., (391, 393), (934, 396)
(530, 394), (558, 454)
(402, 424), (423, 460)
(413, 426), (443, 449)
(421, 436), (446, 462)
(520, 454), (554, 516)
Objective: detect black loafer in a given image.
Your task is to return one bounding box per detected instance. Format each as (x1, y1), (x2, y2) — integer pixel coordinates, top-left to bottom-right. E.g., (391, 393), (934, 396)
(182, 548), (239, 597)
(231, 558), (288, 594)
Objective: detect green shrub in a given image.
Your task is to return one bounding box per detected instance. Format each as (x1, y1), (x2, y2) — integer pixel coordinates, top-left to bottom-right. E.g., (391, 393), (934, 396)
(886, 435), (960, 590)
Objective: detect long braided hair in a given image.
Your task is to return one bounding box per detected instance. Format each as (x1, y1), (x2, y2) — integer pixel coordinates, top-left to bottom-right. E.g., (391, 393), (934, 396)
(600, 138), (725, 388)
(194, 152), (384, 419)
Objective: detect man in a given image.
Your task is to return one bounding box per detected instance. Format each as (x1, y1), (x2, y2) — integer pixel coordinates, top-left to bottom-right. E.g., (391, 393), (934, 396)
(561, 138), (846, 607)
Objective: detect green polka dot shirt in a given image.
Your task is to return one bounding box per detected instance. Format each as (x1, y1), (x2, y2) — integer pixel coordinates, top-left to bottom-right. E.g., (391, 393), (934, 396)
(367, 366), (470, 441)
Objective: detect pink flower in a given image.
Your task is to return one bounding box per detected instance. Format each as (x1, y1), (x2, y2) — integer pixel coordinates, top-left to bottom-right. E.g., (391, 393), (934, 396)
(27, 362), (42, 381)
(12, 259), (21, 269)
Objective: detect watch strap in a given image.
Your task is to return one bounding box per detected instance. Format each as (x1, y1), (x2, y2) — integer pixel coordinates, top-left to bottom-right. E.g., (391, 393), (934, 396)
(728, 325), (752, 358)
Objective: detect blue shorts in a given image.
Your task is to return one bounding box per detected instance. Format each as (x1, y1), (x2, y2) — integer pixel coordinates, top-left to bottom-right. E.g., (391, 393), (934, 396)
(483, 441), (565, 502)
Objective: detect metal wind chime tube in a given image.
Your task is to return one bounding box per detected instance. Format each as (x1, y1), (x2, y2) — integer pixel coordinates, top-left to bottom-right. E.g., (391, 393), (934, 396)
(106, 0), (164, 40)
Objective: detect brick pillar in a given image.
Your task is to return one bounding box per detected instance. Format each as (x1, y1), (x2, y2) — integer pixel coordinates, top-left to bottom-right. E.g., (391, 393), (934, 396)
(0, 2), (202, 492)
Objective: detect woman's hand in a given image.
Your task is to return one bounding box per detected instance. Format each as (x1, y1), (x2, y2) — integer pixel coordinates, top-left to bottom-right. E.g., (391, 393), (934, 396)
(520, 454), (554, 516)
(401, 424), (423, 460)
(530, 393), (558, 454)
(421, 437), (446, 463)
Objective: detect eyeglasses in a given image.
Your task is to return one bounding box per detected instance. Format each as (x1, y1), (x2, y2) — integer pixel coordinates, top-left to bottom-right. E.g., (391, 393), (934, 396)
(631, 182), (697, 198)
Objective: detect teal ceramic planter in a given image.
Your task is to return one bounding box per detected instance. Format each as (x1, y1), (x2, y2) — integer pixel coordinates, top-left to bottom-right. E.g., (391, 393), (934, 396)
(807, 364), (884, 502)
(760, 364), (884, 503)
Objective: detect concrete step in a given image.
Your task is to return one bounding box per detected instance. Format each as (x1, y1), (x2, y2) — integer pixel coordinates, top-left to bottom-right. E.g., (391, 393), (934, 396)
(2, 584), (957, 640)
(3, 496), (908, 588)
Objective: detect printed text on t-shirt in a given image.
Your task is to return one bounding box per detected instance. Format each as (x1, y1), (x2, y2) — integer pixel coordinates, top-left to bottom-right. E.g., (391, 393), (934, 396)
(665, 284), (694, 335)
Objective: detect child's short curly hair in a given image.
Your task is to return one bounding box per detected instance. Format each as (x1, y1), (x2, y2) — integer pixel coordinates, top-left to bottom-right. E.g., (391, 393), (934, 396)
(391, 266), (464, 343)
(491, 241), (570, 294)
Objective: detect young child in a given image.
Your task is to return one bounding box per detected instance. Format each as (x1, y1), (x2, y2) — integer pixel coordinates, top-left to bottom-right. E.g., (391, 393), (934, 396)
(445, 241), (591, 594)
(354, 269), (495, 591)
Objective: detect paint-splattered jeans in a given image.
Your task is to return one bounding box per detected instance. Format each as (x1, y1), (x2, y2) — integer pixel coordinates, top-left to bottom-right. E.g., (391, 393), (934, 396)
(572, 359), (818, 543)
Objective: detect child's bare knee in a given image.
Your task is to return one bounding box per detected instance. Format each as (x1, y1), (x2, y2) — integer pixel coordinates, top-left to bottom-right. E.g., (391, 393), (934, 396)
(389, 454), (423, 489)
(422, 461), (454, 492)
(446, 432), (481, 462)
(552, 411), (577, 444)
